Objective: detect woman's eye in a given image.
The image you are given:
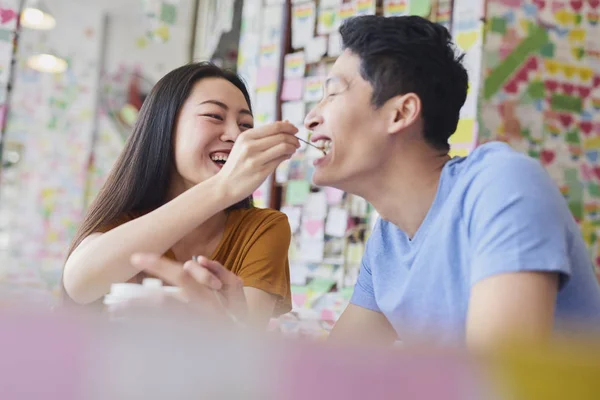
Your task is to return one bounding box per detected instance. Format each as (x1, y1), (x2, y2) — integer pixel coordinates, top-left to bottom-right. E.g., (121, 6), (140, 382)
(205, 114), (224, 121)
(240, 123), (253, 129)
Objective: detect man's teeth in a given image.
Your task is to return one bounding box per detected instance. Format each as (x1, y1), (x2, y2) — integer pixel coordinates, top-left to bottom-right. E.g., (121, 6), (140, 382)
(317, 140), (332, 153)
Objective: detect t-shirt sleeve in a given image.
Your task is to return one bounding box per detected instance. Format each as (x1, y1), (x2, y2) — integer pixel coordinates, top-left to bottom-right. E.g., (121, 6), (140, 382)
(238, 213), (292, 316)
(350, 220), (381, 312)
(466, 152), (573, 287)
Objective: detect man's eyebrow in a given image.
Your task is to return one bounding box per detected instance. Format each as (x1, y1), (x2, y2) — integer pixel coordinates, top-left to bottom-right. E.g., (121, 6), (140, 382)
(325, 76), (349, 90)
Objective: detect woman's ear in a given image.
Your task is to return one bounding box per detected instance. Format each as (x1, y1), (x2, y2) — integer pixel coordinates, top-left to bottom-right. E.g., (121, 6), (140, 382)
(386, 93), (421, 136)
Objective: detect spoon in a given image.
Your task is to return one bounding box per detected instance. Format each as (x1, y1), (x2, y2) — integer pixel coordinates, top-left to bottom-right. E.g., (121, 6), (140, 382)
(297, 136), (327, 155)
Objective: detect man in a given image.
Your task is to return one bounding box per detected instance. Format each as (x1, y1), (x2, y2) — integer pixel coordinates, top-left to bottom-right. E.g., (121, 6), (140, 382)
(131, 16), (600, 348)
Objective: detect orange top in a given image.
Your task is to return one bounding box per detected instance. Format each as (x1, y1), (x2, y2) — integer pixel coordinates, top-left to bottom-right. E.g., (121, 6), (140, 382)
(100, 207), (292, 316)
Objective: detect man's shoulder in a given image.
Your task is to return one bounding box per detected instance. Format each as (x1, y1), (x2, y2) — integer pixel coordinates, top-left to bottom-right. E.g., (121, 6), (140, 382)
(459, 142), (546, 182)
(455, 142), (561, 211)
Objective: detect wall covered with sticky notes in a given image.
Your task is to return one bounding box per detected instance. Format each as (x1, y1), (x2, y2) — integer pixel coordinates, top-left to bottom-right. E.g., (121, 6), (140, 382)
(479, 0), (600, 273)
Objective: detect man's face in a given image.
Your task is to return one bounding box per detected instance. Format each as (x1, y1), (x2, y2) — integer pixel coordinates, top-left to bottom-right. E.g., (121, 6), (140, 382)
(304, 50), (389, 192)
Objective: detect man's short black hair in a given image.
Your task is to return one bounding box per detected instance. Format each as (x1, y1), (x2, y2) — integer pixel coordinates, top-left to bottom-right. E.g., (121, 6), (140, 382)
(339, 15), (469, 152)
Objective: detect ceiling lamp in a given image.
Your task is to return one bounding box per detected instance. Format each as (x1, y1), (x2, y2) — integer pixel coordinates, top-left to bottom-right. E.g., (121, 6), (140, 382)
(26, 53), (67, 73)
(21, 1), (56, 30)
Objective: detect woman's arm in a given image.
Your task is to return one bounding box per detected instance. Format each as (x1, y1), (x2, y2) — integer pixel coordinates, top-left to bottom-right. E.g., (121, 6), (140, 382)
(243, 287), (278, 328)
(64, 176), (231, 304)
(63, 122), (299, 305)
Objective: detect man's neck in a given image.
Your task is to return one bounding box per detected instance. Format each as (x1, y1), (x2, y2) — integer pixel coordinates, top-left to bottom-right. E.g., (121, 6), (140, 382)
(361, 145), (450, 238)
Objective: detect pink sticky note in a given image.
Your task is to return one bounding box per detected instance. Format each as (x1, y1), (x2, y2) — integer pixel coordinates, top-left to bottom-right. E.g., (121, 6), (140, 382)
(320, 309), (335, 321)
(293, 293), (308, 307)
(281, 78), (304, 101)
(302, 218), (324, 239)
(256, 66), (278, 88)
(324, 187), (344, 205)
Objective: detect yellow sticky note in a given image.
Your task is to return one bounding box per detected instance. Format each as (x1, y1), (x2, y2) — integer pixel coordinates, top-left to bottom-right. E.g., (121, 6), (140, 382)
(457, 30), (479, 52)
(449, 147), (469, 158)
(449, 119), (474, 145)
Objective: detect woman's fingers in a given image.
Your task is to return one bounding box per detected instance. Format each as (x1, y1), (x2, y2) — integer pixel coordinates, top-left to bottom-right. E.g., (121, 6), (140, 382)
(130, 254), (243, 319)
(243, 120), (298, 140)
(193, 256), (242, 288)
(130, 253), (222, 290)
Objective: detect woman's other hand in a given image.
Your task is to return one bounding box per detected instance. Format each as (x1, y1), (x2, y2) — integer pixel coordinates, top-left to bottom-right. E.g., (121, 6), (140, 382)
(129, 254), (248, 323)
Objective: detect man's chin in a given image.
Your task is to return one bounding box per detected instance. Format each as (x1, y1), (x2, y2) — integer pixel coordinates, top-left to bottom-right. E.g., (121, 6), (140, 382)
(312, 170), (337, 188)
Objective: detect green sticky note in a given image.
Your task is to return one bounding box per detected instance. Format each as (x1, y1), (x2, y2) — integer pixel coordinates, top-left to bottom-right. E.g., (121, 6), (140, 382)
(540, 42), (555, 58)
(550, 94), (582, 114)
(484, 25), (548, 100)
(291, 285), (309, 294)
(340, 287), (354, 300)
(286, 180), (310, 205)
(409, 0), (431, 17)
(490, 17), (507, 34)
(588, 183), (600, 198)
(0, 29), (11, 42)
(565, 129), (581, 145)
(527, 81), (545, 100)
(569, 201), (584, 220)
(307, 278), (336, 294)
(160, 3), (177, 25)
(528, 150), (540, 159)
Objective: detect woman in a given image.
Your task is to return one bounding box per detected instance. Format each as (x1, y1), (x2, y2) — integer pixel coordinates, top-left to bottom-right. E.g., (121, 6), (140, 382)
(63, 62), (300, 327)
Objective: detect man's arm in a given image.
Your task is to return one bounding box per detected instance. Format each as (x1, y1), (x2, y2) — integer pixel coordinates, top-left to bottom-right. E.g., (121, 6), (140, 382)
(464, 151), (572, 351)
(467, 271), (558, 351)
(329, 304), (397, 346)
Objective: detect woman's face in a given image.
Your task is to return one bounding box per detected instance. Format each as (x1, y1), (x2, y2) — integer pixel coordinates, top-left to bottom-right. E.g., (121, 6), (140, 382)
(171, 77), (253, 191)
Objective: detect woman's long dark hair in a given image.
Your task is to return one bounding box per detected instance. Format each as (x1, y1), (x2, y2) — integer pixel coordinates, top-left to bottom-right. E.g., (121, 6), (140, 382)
(65, 62), (253, 262)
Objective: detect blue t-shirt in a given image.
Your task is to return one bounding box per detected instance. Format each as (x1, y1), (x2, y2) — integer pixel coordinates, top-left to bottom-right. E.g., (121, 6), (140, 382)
(351, 142), (600, 345)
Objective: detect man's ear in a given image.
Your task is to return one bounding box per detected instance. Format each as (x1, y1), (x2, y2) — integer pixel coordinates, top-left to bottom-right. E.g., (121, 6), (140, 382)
(386, 93), (421, 136)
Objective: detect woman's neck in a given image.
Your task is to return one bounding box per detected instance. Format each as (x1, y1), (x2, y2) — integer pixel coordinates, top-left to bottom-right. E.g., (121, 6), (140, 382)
(171, 210), (228, 262)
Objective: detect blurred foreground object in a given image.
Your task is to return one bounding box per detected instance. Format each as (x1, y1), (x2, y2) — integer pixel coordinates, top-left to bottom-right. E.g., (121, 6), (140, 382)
(0, 307), (599, 399)
(490, 338), (600, 400)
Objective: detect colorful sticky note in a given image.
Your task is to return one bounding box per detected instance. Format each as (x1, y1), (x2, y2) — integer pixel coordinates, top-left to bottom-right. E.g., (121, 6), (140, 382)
(281, 78), (304, 101)
(292, 2), (317, 49)
(304, 76), (324, 102)
(281, 101), (306, 125)
(281, 206), (302, 233)
(448, 119), (475, 145)
(304, 191), (328, 219)
(449, 147), (469, 158)
(256, 66), (278, 88)
(355, 0), (376, 16)
(328, 33), (343, 57)
(384, 0), (408, 16)
(307, 277), (336, 294)
(160, 3), (177, 25)
(325, 187), (344, 205)
(286, 180), (311, 205)
(325, 207), (349, 237)
(284, 51), (306, 78)
(302, 217), (325, 240)
(409, 0), (431, 17)
(337, 2), (357, 26)
(318, 8), (338, 35)
(300, 238), (325, 263)
(305, 36), (328, 63)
